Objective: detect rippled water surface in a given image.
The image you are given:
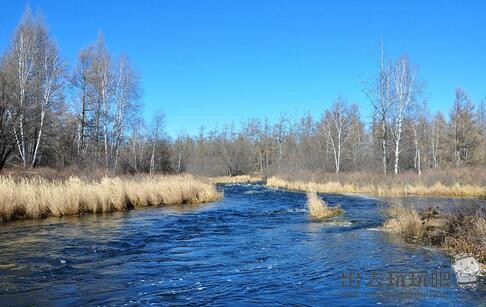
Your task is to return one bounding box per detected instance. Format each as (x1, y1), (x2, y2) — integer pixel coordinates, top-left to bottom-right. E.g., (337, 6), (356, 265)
(0, 184), (485, 306)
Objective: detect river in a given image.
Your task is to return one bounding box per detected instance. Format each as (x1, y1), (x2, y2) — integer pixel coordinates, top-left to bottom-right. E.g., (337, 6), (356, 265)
(0, 183), (484, 305)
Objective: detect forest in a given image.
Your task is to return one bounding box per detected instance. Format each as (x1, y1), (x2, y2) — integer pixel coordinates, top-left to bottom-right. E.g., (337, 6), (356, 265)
(1, 8), (485, 179)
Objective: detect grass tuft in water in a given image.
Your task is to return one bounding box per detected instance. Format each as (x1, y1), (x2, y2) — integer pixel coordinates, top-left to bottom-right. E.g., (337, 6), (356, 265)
(383, 203), (425, 240)
(306, 192), (343, 220)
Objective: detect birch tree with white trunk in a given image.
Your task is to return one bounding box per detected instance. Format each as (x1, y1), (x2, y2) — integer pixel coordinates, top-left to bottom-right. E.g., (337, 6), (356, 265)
(323, 98), (354, 173)
(9, 9), (37, 167)
(31, 23), (65, 167)
(390, 55), (419, 175)
(91, 34), (112, 169)
(364, 43), (392, 175)
(112, 56), (140, 173)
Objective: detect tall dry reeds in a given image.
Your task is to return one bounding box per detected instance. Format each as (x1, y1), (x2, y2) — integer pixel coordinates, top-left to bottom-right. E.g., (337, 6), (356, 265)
(306, 192), (343, 219)
(0, 175), (222, 223)
(267, 168), (486, 197)
(382, 203), (425, 240)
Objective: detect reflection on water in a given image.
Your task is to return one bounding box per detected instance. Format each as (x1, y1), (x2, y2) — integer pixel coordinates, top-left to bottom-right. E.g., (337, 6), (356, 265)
(0, 184), (484, 305)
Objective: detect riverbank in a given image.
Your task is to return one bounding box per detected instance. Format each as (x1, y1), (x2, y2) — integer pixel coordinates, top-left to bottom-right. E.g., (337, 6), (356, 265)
(0, 175), (222, 223)
(3, 183), (482, 305)
(266, 169), (486, 197)
(208, 175), (262, 184)
(382, 203), (486, 271)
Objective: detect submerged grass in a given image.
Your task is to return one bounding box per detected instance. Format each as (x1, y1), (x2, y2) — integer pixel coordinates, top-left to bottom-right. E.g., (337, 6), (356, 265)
(382, 202), (486, 267)
(267, 169), (486, 197)
(0, 175), (222, 223)
(306, 192), (343, 220)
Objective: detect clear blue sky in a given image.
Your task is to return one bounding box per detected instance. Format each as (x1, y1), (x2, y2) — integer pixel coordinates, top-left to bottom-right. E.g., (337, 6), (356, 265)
(1, 1), (485, 136)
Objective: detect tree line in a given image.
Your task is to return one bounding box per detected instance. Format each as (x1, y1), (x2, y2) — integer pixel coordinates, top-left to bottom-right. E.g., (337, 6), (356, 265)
(0, 8), (485, 177)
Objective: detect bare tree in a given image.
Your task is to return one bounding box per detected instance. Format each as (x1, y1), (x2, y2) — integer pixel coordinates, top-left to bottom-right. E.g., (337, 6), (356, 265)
(8, 8), (38, 167)
(431, 112), (446, 168)
(364, 42), (392, 174)
(323, 98), (354, 173)
(450, 88), (480, 166)
(90, 33), (112, 169)
(347, 104), (365, 171)
(148, 111), (165, 174)
(112, 56), (140, 173)
(72, 46), (94, 158)
(273, 114), (289, 173)
(408, 103), (428, 175)
(477, 99), (486, 164)
(0, 61), (18, 169)
(390, 55), (419, 175)
(173, 135), (186, 173)
(31, 20), (65, 167)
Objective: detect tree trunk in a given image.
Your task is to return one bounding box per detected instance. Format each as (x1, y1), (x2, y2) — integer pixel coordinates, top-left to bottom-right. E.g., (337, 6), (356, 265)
(381, 119), (387, 175)
(393, 119), (402, 175)
(31, 110), (45, 167)
(417, 148), (421, 176)
(149, 143), (156, 174)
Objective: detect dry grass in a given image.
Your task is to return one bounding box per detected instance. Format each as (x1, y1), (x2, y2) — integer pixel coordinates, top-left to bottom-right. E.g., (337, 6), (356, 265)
(269, 177), (357, 194)
(1, 166), (113, 181)
(209, 175), (262, 184)
(382, 202), (486, 267)
(267, 168), (486, 197)
(306, 192), (343, 219)
(442, 213), (486, 264)
(383, 203), (425, 240)
(0, 175), (222, 223)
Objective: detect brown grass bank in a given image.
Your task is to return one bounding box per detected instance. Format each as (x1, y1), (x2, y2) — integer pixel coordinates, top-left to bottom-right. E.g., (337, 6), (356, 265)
(267, 168), (486, 197)
(383, 202), (486, 267)
(208, 175), (262, 184)
(306, 192), (343, 219)
(0, 175), (222, 223)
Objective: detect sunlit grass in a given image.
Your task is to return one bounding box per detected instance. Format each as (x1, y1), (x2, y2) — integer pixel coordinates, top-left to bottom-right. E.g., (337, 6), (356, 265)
(209, 175), (261, 184)
(0, 175), (222, 223)
(382, 203), (425, 240)
(306, 192), (343, 219)
(382, 202), (486, 267)
(267, 174), (486, 197)
(442, 213), (486, 264)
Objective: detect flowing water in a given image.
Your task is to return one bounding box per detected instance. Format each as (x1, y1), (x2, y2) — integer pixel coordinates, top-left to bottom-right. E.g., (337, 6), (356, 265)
(0, 183), (485, 306)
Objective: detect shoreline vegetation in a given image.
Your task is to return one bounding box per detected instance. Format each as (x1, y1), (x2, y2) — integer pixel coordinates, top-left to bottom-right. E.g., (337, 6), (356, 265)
(266, 169), (486, 198)
(306, 192), (343, 219)
(382, 202), (486, 270)
(0, 175), (222, 223)
(208, 175), (262, 184)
